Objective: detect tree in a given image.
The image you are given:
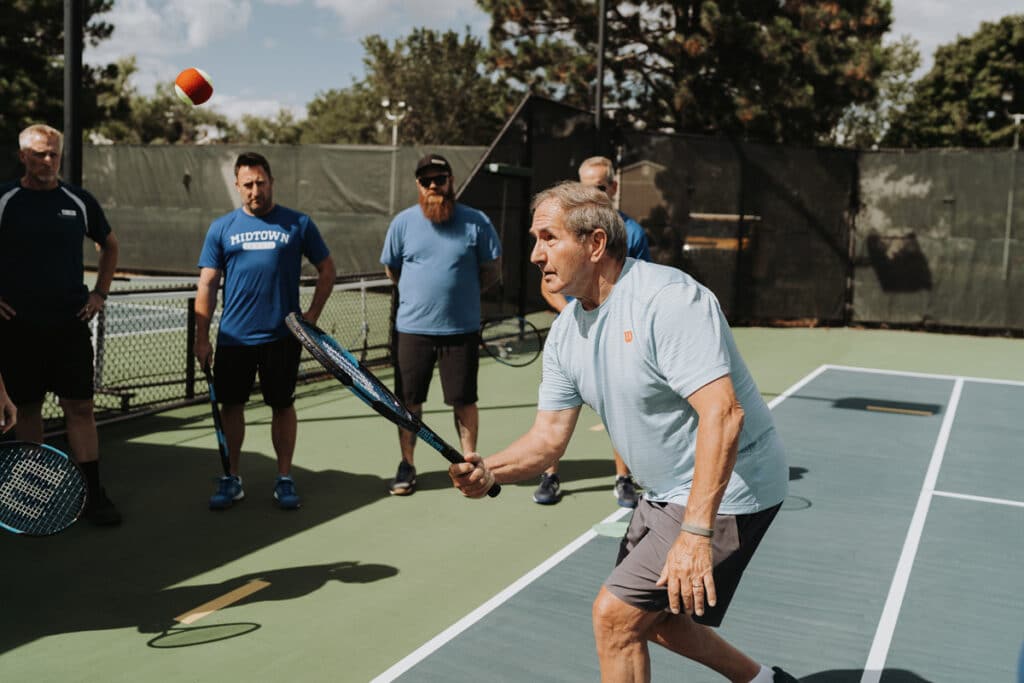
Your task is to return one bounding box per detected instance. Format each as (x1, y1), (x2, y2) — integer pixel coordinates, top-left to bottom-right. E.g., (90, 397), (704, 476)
(237, 110), (303, 145)
(302, 28), (513, 145)
(884, 15), (1024, 148)
(479, 0), (894, 145)
(0, 0), (129, 145)
(830, 35), (921, 148)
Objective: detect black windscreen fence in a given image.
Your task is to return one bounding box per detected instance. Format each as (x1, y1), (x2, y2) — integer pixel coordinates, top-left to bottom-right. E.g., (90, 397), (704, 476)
(458, 96), (859, 326)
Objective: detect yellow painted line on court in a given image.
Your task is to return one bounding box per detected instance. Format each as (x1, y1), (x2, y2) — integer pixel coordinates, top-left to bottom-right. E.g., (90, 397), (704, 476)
(589, 424), (605, 432)
(866, 405), (934, 417)
(174, 579), (271, 625)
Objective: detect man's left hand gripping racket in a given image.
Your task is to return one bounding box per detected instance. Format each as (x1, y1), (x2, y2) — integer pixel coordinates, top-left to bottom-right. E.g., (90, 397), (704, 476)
(0, 442), (88, 535)
(284, 312), (500, 497)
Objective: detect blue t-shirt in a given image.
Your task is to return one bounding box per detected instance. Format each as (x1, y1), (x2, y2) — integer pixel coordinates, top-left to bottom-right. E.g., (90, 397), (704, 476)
(621, 211), (651, 262)
(538, 259), (788, 514)
(0, 181), (112, 323)
(380, 203), (502, 335)
(198, 205), (330, 346)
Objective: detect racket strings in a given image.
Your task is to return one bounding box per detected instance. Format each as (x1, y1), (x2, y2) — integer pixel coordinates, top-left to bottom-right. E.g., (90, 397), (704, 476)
(0, 452), (86, 534)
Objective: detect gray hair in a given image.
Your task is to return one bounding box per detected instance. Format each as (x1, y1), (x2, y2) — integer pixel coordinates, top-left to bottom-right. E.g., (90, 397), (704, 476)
(531, 181), (627, 260)
(578, 155), (615, 184)
(19, 124), (63, 150)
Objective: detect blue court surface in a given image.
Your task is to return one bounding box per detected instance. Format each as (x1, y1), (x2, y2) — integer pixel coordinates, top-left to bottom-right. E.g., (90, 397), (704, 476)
(374, 365), (1024, 682)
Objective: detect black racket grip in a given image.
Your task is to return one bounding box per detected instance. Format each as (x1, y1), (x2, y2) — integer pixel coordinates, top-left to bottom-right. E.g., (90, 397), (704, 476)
(440, 445), (500, 498)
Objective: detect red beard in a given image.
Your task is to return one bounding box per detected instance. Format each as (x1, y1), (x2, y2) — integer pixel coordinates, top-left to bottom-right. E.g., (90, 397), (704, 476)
(419, 190), (455, 223)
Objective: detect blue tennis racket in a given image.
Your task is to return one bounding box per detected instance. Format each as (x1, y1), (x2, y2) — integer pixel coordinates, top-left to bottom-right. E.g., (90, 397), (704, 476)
(285, 313), (500, 497)
(202, 362), (231, 476)
(0, 441), (88, 535)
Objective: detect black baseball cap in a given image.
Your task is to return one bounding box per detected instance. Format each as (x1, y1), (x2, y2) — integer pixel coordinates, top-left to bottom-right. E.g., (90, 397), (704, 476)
(415, 153), (452, 177)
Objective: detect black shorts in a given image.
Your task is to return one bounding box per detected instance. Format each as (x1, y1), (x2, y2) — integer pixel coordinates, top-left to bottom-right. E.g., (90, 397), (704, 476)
(394, 332), (479, 407)
(605, 499), (782, 627)
(0, 317), (95, 404)
(214, 336), (301, 409)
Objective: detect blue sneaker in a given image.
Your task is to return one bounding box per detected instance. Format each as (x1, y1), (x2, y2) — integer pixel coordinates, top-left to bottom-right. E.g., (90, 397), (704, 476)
(274, 475), (301, 510)
(210, 475), (244, 510)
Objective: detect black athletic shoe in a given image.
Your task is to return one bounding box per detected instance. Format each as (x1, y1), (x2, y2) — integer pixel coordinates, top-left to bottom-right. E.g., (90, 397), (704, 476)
(532, 473), (561, 505)
(84, 487), (122, 526)
(613, 475), (640, 508)
(772, 666), (799, 682)
(389, 461), (416, 496)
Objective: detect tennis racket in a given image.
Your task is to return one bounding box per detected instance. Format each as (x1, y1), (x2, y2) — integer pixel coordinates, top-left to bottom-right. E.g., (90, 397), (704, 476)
(0, 441), (88, 536)
(479, 316), (542, 367)
(202, 362), (231, 476)
(284, 313), (500, 497)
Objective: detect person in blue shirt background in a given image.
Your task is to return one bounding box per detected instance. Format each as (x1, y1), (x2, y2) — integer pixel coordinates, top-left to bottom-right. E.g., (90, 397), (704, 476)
(535, 155), (652, 508)
(380, 154), (502, 496)
(195, 152), (335, 511)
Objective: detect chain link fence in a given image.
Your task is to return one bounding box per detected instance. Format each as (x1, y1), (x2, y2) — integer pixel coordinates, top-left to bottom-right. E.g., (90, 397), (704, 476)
(42, 275), (394, 431)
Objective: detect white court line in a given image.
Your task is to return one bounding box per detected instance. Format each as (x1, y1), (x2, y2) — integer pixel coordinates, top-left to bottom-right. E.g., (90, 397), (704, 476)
(933, 490), (1024, 509)
(823, 363), (1024, 388)
(860, 378), (964, 683)
(370, 364), (829, 683)
(370, 507), (630, 683)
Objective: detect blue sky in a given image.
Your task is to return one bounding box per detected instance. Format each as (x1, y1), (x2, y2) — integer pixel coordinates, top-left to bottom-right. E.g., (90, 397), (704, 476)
(84, 0), (1022, 124)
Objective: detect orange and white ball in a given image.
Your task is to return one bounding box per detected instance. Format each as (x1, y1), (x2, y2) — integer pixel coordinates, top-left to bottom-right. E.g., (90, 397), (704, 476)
(174, 67), (214, 106)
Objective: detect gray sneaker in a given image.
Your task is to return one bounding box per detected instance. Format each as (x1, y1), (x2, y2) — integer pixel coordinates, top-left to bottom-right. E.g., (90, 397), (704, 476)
(613, 475), (639, 508)
(532, 473), (561, 505)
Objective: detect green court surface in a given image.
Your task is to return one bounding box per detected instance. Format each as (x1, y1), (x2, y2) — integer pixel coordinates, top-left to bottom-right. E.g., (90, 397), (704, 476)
(2, 326), (1022, 682)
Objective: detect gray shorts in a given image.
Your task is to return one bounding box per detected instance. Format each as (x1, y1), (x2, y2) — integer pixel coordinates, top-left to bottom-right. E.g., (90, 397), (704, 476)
(604, 499), (781, 627)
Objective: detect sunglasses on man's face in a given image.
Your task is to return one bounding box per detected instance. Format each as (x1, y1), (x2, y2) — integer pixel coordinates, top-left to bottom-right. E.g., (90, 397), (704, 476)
(418, 174), (449, 189)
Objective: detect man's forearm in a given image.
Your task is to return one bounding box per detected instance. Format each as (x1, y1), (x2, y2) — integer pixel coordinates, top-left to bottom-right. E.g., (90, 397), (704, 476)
(94, 236), (119, 295)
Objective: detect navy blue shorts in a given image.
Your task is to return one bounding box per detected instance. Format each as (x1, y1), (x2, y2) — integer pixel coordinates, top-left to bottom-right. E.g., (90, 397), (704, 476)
(213, 336), (301, 409)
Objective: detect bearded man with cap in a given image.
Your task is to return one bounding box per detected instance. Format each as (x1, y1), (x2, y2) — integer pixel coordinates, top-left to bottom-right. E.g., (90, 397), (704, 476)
(379, 154), (503, 495)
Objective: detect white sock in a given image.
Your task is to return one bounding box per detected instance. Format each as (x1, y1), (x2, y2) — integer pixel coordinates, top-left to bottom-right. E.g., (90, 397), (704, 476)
(748, 664), (773, 683)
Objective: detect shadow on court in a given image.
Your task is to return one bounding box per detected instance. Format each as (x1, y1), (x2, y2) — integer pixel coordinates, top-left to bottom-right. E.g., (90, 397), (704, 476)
(800, 669), (933, 682)
(0, 413), (395, 655)
(138, 561), (397, 638)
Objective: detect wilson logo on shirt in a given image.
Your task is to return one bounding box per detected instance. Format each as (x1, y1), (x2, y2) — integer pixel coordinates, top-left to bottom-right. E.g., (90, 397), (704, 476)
(624, 330), (633, 343)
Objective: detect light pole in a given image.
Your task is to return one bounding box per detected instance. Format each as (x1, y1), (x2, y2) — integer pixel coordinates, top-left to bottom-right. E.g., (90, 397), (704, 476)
(382, 98), (408, 214)
(1001, 90), (1022, 280)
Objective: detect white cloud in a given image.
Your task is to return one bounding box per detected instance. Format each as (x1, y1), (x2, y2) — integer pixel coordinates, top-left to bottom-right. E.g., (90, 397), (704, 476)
(889, 1), (1022, 76)
(312, 0), (488, 36)
(212, 95), (307, 122)
(85, 0), (252, 63)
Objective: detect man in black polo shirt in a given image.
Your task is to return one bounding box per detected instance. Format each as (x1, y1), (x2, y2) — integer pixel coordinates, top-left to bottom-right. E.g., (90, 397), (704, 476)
(0, 123), (122, 525)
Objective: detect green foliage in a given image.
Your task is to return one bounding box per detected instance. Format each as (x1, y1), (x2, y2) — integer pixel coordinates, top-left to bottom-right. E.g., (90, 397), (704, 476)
(302, 28), (513, 145)
(480, 0), (893, 144)
(884, 15), (1024, 148)
(830, 35), (921, 148)
(0, 0), (130, 146)
(238, 110), (303, 145)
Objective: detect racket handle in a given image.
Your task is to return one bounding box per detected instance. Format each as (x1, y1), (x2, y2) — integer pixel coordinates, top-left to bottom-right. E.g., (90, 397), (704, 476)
(486, 483), (501, 498)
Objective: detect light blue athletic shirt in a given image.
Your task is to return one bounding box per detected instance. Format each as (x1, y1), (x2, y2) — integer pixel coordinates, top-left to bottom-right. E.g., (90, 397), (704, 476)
(538, 259), (788, 514)
(380, 203), (502, 335)
(198, 205), (330, 346)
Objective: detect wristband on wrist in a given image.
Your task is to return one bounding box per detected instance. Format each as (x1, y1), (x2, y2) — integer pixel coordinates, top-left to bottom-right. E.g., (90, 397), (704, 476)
(92, 289), (108, 300)
(680, 521), (714, 538)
